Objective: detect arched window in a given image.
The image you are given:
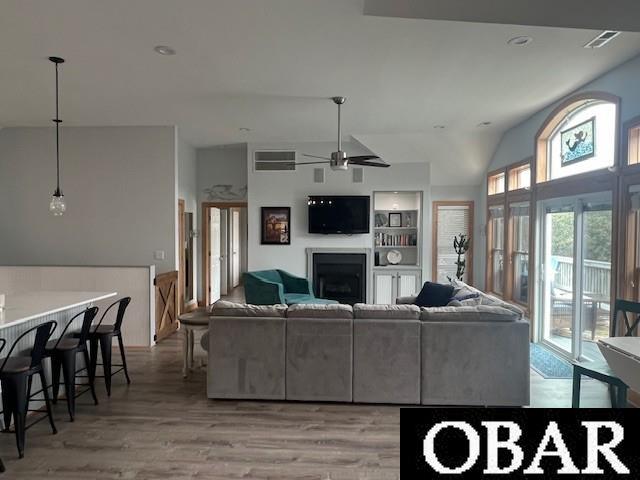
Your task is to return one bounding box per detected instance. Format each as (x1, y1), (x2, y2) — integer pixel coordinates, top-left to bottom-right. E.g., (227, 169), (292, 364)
(535, 93), (619, 184)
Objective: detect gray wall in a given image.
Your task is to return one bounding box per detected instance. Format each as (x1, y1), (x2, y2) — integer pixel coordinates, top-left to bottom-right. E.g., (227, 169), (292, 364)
(0, 126), (177, 273)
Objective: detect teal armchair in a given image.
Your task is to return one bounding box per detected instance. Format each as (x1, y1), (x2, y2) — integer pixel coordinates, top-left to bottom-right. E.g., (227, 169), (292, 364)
(243, 270), (338, 305)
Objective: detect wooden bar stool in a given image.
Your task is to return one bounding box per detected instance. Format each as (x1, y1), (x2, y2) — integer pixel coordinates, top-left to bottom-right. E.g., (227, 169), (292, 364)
(87, 297), (132, 397)
(0, 321), (57, 459)
(45, 307), (99, 421)
(178, 310), (209, 378)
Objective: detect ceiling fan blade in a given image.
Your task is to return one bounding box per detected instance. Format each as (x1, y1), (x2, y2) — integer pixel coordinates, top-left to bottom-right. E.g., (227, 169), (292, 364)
(303, 153), (332, 160)
(294, 160), (331, 166)
(348, 156), (390, 168)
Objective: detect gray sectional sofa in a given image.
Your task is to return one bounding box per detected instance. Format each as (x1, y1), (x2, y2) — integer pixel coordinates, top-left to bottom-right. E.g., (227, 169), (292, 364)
(207, 282), (530, 406)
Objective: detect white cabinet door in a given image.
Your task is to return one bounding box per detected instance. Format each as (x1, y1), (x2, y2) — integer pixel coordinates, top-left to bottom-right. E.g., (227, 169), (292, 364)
(397, 271), (421, 298)
(374, 272), (395, 305)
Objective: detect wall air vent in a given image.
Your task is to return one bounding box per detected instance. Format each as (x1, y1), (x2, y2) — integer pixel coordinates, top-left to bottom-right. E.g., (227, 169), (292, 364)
(254, 150), (296, 171)
(584, 31), (620, 49)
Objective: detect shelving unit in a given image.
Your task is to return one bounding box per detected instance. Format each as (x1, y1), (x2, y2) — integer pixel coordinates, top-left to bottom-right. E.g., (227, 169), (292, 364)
(372, 191), (423, 304)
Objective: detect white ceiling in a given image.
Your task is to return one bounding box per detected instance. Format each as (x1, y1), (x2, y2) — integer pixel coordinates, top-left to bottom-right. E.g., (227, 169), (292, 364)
(1, 0), (640, 184)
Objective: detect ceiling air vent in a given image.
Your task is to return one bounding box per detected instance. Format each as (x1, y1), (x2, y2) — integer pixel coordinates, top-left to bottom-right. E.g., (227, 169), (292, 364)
(254, 150), (296, 171)
(584, 31), (620, 49)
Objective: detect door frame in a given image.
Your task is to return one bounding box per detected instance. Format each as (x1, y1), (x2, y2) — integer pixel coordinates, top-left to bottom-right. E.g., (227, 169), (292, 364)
(202, 201), (247, 305)
(178, 199), (185, 315)
(535, 191), (614, 361)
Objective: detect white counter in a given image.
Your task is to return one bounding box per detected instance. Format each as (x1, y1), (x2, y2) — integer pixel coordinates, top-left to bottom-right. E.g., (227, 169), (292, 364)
(0, 291), (117, 329)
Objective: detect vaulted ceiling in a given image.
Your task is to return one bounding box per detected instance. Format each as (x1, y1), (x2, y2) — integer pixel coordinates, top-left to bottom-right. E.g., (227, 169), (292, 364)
(2, 0), (640, 184)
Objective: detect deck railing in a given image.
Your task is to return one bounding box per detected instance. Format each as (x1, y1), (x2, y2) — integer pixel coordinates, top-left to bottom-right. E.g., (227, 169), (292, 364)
(553, 255), (611, 298)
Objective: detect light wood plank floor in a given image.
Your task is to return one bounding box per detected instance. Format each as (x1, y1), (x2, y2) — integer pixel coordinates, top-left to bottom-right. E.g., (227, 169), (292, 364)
(0, 291), (611, 479)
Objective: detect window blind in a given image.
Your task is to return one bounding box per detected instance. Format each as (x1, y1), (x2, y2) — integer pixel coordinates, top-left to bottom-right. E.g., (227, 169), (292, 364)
(436, 205), (471, 283)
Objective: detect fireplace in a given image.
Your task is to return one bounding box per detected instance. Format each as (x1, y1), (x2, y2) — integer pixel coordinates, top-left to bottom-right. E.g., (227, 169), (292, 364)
(312, 253), (367, 305)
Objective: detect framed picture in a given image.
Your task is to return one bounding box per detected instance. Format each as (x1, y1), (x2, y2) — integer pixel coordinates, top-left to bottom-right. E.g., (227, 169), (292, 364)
(560, 117), (595, 166)
(374, 212), (388, 227)
(261, 207), (291, 245)
(389, 212), (402, 228)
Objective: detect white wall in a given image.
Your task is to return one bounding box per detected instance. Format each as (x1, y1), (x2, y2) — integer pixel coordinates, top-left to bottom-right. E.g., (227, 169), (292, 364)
(0, 126), (177, 273)
(247, 141), (432, 281)
(195, 143), (248, 300)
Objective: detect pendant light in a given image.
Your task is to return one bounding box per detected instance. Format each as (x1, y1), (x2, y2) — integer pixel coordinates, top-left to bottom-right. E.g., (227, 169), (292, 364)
(49, 56), (66, 216)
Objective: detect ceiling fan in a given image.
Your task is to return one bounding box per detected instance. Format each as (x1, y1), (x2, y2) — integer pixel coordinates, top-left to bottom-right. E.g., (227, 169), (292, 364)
(296, 96), (390, 171)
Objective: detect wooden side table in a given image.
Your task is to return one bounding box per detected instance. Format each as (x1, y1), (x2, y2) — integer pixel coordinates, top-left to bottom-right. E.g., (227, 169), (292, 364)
(178, 310), (210, 378)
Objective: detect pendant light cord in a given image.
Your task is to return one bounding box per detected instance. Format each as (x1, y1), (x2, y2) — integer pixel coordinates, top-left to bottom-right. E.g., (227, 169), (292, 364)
(54, 60), (61, 195)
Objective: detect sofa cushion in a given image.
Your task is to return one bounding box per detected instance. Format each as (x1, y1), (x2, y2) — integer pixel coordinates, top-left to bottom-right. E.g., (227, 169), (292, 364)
(415, 282), (454, 308)
(287, 303), (353, 319)
(211, 300), (288, 318)
(353, 303), (420, 320)
(451, 279), (524, 319)
(420, 305), (520, 322)
(447, 297), (480, 307)
(284, 293), (337, 305)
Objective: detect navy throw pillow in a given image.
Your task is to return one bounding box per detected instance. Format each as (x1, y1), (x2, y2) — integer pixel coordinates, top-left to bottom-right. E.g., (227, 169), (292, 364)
(415, 282), (455, 308)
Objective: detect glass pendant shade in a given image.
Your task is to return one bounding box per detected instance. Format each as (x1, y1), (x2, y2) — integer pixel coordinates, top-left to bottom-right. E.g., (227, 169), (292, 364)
(49, 191), (66, 216)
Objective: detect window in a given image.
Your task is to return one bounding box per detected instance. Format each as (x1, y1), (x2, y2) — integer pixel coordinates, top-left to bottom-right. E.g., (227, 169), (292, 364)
(508, 164), (531, 191)
(487, 204), (505, 295)
(433, 202), (474, 284)
(628, 124), (640, 166)
(488, 171), (505, 195)
(623, 183), (640, 303)
(509, 202), (530, 305)
(536, 96), (619, 184)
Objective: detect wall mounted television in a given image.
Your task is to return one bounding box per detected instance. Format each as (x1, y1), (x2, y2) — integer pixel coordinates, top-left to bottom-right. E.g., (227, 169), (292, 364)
(308, 195), (370, 234)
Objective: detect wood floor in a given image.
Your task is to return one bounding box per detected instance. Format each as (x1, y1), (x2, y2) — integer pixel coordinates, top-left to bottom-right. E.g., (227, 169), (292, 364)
(0, 286), (611, 479)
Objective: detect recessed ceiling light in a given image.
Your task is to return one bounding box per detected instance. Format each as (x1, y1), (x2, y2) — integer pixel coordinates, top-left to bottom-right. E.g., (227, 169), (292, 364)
(478, 121), (492, 127)
(239, 127), (251, 132)
(508, 36), (533, 47)
(433, 125), (446, 129)
(154, 45), (176, 56)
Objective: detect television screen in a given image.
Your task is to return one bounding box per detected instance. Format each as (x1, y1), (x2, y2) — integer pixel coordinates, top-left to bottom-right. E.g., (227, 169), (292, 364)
(308, 195), (370, 234)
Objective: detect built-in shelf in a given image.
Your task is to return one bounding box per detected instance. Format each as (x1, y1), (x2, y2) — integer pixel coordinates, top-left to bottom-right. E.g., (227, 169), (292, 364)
(375, 245), (417, 249)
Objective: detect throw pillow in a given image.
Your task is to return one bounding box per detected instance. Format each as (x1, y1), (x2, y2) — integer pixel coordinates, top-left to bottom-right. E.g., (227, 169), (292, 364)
(415, 281), (454, 308)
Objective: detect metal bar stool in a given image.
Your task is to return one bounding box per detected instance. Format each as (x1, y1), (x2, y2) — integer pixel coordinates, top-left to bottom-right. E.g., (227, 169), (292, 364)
(0, 321), (57, 458)
(87, 297), (132, 396)
(45, 307), (99, 421)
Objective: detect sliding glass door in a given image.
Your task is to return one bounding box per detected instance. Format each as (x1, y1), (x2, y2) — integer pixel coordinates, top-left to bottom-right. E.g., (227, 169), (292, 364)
(537, 193), (612, 360)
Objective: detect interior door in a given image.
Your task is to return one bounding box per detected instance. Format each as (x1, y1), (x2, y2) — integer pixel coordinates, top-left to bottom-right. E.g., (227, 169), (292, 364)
(231, 209), (241, 288)
(220, 208), (229, 296)
(209, 208), (221, 303)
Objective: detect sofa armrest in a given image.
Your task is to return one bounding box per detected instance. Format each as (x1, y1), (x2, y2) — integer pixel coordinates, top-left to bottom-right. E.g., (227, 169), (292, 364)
(278, 270), (313, 295)
(243, 273), (285, 305)
(396, 295), (417, 305)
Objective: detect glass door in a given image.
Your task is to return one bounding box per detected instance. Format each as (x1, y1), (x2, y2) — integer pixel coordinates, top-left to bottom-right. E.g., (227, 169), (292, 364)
(537, 193), (613, 360)
(540, 201), (576, 357)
